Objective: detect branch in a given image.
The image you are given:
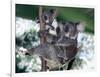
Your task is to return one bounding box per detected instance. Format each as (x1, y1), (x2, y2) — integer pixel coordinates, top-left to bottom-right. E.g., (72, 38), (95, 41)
(39, 6), (43, 30)
(39, 6), (47, 71)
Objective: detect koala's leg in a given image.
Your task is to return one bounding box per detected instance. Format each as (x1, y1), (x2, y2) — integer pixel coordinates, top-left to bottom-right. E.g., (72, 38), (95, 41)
(67, 58), (75, 70)
(40, 57), (47, 71)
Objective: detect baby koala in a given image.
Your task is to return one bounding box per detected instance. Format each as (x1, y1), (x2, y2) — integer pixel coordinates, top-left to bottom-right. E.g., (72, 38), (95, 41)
(54, 21), (85, 69)
(58, 21), (85, 48)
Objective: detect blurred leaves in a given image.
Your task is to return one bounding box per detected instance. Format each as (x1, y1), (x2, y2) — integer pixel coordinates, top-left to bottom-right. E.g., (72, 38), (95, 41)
(16, 17), (40, 49)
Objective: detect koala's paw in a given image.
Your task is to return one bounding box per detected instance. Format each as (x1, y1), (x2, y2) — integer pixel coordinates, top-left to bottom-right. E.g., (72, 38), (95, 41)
(38, 30), (48, 37)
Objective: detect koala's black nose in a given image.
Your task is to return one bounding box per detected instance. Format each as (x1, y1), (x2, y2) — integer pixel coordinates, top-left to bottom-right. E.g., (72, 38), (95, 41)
(25, 52), (30, 55)
(44, 15), (48, 20)
(56, 27), (60, 35)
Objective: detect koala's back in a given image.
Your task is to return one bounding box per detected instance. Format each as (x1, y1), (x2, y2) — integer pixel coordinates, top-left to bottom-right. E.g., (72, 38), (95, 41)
(66, 45), (77, 59)
(33, 44), (59, 61)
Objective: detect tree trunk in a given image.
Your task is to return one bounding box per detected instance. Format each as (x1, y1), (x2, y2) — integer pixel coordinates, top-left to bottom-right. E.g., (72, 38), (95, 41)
(39, 6), (47, 71)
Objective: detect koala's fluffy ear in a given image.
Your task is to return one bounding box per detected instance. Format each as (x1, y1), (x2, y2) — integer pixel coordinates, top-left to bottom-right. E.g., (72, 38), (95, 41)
(76, 22), (85, 32)
(49, 9), (55, 14)
(49, 9), (57, 21)
(58, 22), (64, 32)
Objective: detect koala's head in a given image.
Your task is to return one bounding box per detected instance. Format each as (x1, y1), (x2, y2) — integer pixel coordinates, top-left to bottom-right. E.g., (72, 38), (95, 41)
(35, 9), (57, 31)
(42, 9), (56, 23)
(56, 21), (85, 40)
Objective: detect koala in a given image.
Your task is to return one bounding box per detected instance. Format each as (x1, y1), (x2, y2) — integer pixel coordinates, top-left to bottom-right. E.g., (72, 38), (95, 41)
(54, 21), (85, 68)
(55, 21), (84, 45)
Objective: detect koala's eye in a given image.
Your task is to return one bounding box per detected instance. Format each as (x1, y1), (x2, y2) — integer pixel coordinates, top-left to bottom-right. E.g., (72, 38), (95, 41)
(37, 20), (40, 23)
(35, 17), (40, 23)
(64, 26), (69, 32)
